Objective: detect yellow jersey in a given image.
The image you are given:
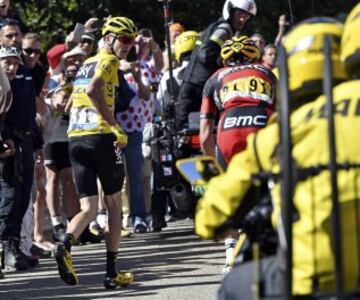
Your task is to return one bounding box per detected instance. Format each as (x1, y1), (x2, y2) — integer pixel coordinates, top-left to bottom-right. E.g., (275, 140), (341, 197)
(196, 80), (360, 295)
(68, 49), (119, 137)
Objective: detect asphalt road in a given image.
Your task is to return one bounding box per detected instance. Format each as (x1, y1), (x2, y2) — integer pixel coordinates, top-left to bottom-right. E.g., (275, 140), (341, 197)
(0, 219), (225, 300)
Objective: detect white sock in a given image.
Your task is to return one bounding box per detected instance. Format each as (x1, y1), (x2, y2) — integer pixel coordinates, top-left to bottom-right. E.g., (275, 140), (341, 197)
(97, 213), (107, 229)
(225, 238), (237, 266)
(51, 216), (62, 227)
(89, 220), (97, 229)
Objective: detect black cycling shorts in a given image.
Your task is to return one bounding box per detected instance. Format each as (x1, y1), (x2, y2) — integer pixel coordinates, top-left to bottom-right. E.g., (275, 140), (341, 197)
(44, 142), (71, 170)
(69, 134), (124, 198)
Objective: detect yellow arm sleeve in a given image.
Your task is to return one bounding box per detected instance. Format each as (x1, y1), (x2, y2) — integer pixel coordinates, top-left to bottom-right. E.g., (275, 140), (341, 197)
(195, 133), (261, 239)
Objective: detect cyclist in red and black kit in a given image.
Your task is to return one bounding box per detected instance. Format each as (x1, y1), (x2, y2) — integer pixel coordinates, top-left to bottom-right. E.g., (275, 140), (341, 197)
(200, 36), (277, 273)
(200, 36), (277, 169)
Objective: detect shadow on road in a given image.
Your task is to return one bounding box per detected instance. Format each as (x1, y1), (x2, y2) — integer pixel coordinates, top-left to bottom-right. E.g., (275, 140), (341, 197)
(0, 220), (224, 300)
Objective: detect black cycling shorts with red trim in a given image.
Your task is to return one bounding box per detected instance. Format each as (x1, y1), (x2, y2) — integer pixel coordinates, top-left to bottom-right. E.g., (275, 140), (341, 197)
(217, 106), (270, 165)
(69, 134), (124, 198)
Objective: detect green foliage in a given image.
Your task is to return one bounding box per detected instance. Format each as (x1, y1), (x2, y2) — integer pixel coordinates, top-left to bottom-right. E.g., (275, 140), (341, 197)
(11, 0), (359, 53)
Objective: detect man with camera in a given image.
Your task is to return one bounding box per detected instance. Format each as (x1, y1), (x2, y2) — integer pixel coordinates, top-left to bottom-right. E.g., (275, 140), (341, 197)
(195, 13), (360, 299)
(0, 46), (13, 280)
(0, 44), (43, 273)
(0, 18), (43, 273)
(118, 28), (162, 233)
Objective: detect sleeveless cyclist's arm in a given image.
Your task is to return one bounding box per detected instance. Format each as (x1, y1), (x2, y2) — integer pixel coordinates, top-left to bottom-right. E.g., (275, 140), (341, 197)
(200, 76), (217, 157)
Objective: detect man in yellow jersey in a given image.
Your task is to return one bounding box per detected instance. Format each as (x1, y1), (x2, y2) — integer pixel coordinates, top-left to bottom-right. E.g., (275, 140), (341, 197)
(53, 16), (137, 289)
(195, 14), (360, 299)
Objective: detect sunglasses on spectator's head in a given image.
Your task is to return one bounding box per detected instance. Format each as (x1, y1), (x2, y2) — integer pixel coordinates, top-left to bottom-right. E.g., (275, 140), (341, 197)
(23, 48), (41, 55)
(117, 36), (134, 45)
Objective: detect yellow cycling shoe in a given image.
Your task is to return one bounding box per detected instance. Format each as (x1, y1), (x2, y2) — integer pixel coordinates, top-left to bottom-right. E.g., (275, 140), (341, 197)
(53, 244), (79, 286)
(104, 271), (134, 289)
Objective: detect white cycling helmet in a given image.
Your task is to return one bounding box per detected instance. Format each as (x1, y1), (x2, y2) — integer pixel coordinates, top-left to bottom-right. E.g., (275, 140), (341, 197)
(222, 0), (257, 20)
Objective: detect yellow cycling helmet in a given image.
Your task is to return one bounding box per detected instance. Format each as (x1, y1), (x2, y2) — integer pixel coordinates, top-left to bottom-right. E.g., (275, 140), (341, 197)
(341, 3), (360, 78)
(174, 31), (199, 63)
(102, 16), (137, 38)
(283, 17), (347, 101)
(220, 36), (260, 65)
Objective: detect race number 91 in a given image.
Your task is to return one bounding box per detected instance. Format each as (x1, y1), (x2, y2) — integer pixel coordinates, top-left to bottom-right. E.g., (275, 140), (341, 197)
(221, 76), (273, 99)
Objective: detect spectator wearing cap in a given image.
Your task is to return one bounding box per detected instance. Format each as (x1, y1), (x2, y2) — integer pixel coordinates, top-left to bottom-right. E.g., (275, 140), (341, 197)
(47, 46), (86, 90)
(0, 46), (43, 271)
(0, 52), (13, 280)
(78, 32), (95, 57)
(0, 48), (14, 156)
(47, 18), (99, 75)
(162, 22), (185, 72)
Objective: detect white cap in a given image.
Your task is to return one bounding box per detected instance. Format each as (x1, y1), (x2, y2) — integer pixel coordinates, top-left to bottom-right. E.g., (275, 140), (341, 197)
(0, 47), (21, 60)
(62, 46), (87, 59)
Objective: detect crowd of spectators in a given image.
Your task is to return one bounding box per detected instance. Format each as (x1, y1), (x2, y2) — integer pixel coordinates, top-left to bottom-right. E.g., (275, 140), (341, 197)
(0, 0), (284, 280)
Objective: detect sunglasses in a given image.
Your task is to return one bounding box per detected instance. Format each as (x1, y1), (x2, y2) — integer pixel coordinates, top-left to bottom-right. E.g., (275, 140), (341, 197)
(23, 48), (41, 55)
(117, 36), (134, 45)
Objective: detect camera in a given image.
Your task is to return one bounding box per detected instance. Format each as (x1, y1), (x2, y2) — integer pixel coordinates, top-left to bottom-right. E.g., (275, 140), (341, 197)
(91, 19), (104, 30)
(140, 28), (153, 38)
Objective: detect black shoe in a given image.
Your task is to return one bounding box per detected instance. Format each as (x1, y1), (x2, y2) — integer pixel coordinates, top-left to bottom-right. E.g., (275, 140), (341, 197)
(52, 224), (67, 243)
(22, 253), (39, 267)
(89, 224), (104, 237)
(53, 244), (78, 285)
(1, 238), (29, 271)
(79, 227), (103, 245)
(30, 244), (52, 259)
(167, 211), (188, 222)
(0, 268), (4, 279)
(104, 271), (134, 289)
(152, 216), (167, 232)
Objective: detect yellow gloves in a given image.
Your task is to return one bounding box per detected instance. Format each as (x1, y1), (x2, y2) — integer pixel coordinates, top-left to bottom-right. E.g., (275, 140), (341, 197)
(110, 125), (128, 145)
